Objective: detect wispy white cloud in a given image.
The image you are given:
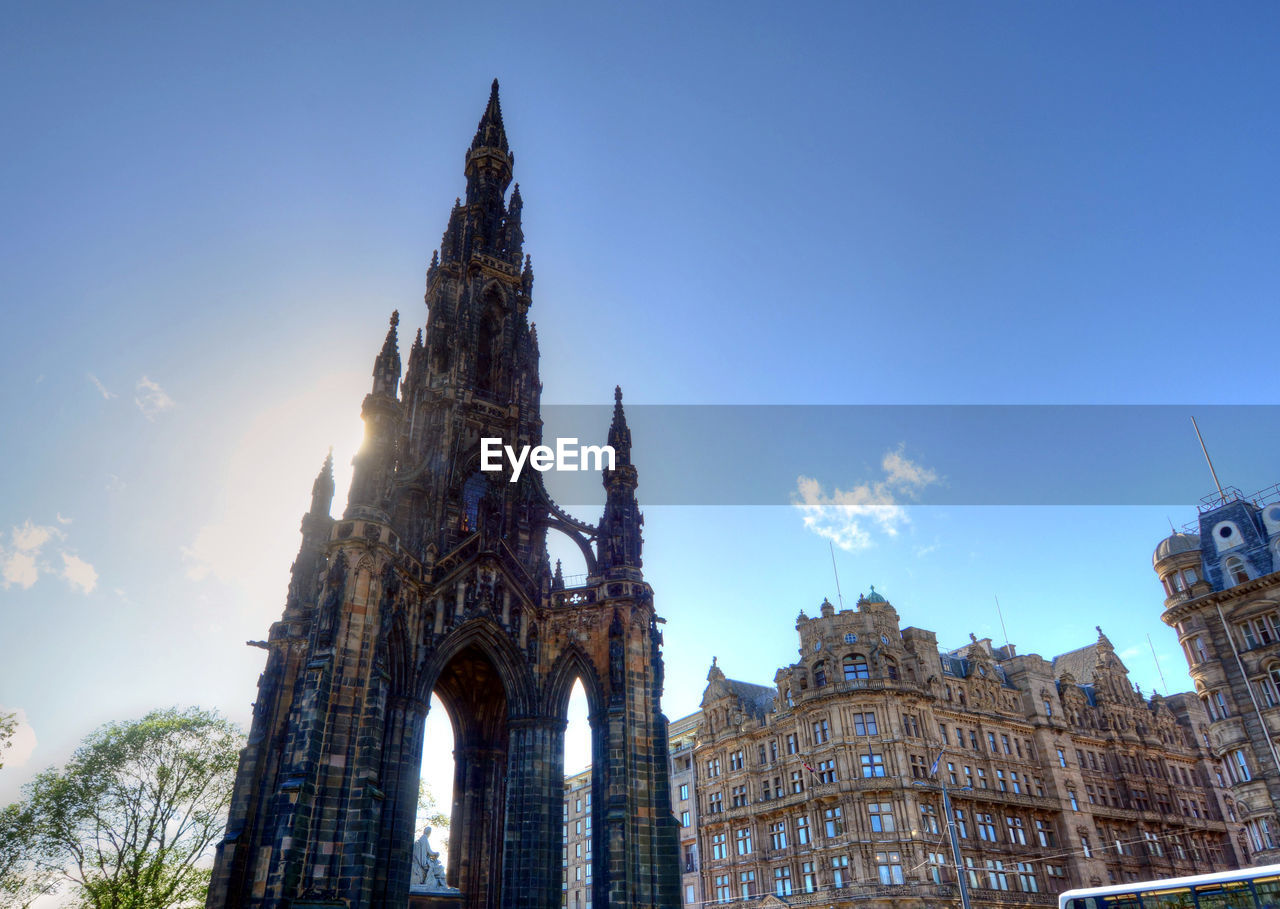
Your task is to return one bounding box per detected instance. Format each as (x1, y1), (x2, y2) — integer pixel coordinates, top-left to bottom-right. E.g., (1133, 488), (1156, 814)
(56, 512), (72, 525)
(87, 373), (117, 400)
(792, 446), (940, 552)
(135, 376), (175, 420)
(0, 520), (96, 594)
(61, 552), (98, 594)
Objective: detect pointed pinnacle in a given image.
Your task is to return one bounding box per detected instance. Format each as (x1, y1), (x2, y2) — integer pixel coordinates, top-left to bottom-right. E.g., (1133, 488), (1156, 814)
(470, 79), (509, 154)
(389, 310), (399, 329)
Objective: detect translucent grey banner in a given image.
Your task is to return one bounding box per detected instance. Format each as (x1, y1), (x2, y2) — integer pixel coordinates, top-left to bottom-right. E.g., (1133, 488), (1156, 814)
(530, 405), (1280, 507)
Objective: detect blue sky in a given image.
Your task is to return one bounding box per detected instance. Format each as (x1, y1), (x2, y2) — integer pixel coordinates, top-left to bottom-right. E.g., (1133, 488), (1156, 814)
(2, 1), (1280, 820)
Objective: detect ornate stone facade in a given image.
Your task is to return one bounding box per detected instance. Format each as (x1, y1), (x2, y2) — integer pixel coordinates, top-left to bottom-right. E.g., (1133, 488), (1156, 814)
(1156, 485), (1280, 863)
(206, 82), (680, 909)
(685, 591), (1236, 909)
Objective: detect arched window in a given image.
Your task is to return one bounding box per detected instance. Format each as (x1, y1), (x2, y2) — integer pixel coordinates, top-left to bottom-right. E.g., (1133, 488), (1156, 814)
(461, 472), (487, 532)
(813, 661), (827, 687)
(1225, 557), (1251, 587)
(843, 654), (869, 681)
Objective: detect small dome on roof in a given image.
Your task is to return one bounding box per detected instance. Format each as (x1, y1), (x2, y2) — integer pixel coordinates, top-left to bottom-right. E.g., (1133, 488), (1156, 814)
(863, 585), (887, 604)
(1153, 533), (1200, 567)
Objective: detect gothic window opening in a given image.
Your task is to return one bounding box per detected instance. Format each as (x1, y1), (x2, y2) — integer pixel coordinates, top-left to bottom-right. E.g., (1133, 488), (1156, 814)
(461, 472), (487, 532)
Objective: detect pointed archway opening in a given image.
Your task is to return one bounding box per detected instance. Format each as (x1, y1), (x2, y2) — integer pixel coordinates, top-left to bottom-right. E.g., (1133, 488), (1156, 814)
(563, 679), (592, 909)
(426, 642), (512, 909)
(418, 693), (456, 879)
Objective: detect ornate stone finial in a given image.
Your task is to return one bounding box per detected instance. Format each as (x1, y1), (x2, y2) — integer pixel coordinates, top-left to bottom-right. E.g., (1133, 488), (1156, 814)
(969, 632), (978, 644)
(390, 310), (399, 329)
(712, 655), (717, 668)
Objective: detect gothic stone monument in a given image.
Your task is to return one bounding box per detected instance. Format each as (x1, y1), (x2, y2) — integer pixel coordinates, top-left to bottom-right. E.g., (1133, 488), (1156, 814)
(206, 82), (681, 909)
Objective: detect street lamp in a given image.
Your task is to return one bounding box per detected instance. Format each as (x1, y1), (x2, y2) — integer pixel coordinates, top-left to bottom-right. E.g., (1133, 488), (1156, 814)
(913, 779), (974, 909)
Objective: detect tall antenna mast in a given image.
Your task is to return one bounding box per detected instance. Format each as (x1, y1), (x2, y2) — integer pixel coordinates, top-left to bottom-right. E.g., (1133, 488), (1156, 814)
(994, 595), (1011, 652)
(1147, 633), (1169, 694)
(829, 541), (845, 609)
(1191, 415), (1225, 501)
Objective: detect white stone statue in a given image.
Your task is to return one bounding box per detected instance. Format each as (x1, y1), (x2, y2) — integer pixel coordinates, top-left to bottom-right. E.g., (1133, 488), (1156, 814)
(409, 828), (454, 892)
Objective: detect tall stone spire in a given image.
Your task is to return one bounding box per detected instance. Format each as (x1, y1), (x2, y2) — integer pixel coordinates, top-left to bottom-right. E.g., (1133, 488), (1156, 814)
(599, 386), (642, 578)
(310, 448), (335, 517)
(464, 79), (514, 213)
(372, 310), (402, 397)
(608, 384), (632, 466)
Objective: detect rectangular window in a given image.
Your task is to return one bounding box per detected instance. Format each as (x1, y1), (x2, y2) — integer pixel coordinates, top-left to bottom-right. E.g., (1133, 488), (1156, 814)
(868, 802), (895, 833)
(926, 852), (946, 884)
(1017, 862), (1038, 893)
(947, 761), (958, 785)
(985, 859), (1009, 891)
(706, 758), (721, 778)
(773, 866), (792, 897)
(812, 719), (830, 744)
(738, 871), (754, 900)
(729, 750), (744, 771)
(996, 769), (1007, 792)
(816, 759), (837, 783)
(730, 785), (747, 808)
(679, 783), (689, 801)
(1057, 748), (1067, 767)
(801, 862), (816, 894)
(735, 827), (752, 855)
(987, 732), (997, 752)
(795, 815), (810, 845)
(1068, 789), (1078, 811)
(977, 813), (996, 842)
(953, 809), (968, 838)
(976, 768), (987, 789)
(790, 770), (804, 794)
(852, 711), (878, 735)
(831, 855), (848, 888)
(1006, 816), (1026, 845)
(713, 875), (730, 903)
(769, 821), (788, 850)
(876, 852), (904, 886)
(1035, 819), (1053, 848)
(860, 753), (886, 777)
(711, 833), (726, 860)
(708, 792), (723, 814)
(1001, 734), (1011, 754)
(823, 806), (843, 838)
(786, 734), (798, 755)
(919, 804), (940, 835)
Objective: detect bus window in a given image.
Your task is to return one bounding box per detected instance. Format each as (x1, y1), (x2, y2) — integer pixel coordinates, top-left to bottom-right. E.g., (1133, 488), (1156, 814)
(1101, 896), (1142, 909)
(1066, 899), (1096, 909)
(1254, 876), (1280, 909)
(1195, 881), (1258, 909)
(1142, 888), (1194, 909)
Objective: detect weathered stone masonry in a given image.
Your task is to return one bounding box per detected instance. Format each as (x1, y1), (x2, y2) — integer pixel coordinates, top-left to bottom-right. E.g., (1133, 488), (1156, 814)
(206, 82), (681, 909)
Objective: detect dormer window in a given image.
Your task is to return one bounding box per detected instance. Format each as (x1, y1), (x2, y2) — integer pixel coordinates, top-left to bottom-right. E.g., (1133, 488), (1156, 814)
(844, 655), (870, 681)
(1225, 557), (1252, 587)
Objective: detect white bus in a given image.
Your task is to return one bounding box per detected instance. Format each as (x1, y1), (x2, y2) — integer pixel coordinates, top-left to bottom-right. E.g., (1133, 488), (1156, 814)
(1059, 864), (1280, 909)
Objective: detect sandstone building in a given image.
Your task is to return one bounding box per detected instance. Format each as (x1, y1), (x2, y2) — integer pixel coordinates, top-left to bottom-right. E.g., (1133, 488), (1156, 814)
(1156, 484), (1280, 864)
(675, 590), (1238, 908)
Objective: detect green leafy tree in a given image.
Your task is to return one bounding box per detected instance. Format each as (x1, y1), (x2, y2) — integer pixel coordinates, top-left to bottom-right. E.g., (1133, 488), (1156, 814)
(0, 710), (16, 770)
(417, 780), (450, 840)
(0, 803), (58, 909)
(18, 706), (243, 909)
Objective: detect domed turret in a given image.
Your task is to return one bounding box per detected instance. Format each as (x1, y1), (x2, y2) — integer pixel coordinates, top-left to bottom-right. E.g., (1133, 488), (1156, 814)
(1153, 532), (1200, 567)
(1153, 532), (1203, 603)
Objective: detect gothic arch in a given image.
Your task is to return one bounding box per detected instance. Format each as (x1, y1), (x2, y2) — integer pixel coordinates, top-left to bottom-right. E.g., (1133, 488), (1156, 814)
(543, 643), (607, 721)
(418, 616), (538, 717)
(545, 519), (599, 576)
